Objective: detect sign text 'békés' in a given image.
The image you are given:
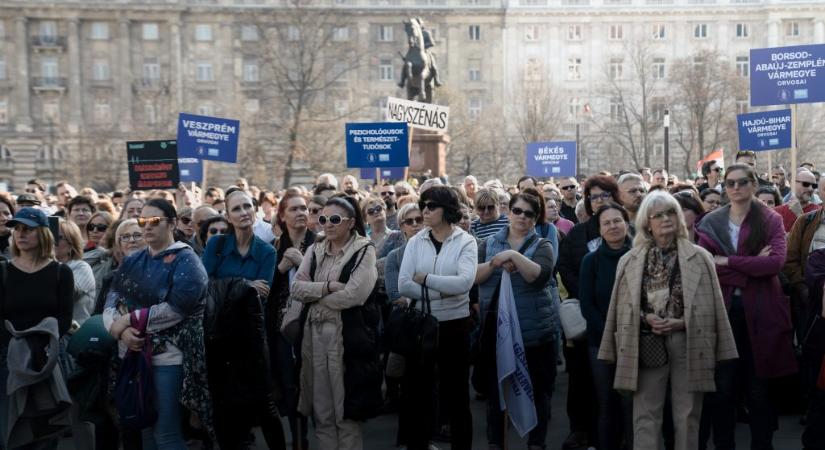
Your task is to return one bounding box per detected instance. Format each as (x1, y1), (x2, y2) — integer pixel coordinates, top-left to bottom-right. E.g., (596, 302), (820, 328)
(525, 141), (577, 178)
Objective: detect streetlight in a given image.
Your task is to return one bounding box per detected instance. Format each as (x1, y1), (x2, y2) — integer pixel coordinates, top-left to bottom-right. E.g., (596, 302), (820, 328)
(663, 109), (670, 173)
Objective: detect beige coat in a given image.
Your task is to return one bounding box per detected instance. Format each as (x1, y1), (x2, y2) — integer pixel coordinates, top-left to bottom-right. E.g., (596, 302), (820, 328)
(597, 238), (738, 393)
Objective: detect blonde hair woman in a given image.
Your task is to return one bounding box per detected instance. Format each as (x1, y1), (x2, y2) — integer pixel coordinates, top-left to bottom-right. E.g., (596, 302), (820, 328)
(55, 219), (96, 327)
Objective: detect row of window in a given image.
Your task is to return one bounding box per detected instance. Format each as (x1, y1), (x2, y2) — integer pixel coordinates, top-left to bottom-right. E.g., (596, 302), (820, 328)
(522, 21), (803, 42)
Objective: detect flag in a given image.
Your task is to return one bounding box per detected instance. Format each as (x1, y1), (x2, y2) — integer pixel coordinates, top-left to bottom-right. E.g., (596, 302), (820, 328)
(583, 103), (592, 114)
(696, 147), (724, 173)
(496, 271), (537, 437)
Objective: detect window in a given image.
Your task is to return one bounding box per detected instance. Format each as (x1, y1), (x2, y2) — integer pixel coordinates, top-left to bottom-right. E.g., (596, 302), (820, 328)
(653, 143), (663, 157)
(609, 24), (623, 40)
(378, 25), (394, 42)
(43, 101), (60, 123)
(245, 99), (260, 113)
(196, 62), (214, 82)
(609, 97), (623, 121)
(735, 23), (749, 38)
(567, 24), (582, 40)
(287, 25), (300, 41)
(93, 98), (111, 124)
(378, 58), (393, 81)
(652, 24), (666, 40)
(567, 57), (581, 80)
(652, 57), (666, 79)
(90, 22), (109, 40)
(468, 98), (482, 119)
(0, 99), (8, 125)
(197, 103), (215, 116)
(568, 97), (580, 119)
(332, 26), (349, 42)
(144, 102), (157, 125)
(468, 25), (480, 41)
(378, 97), (388, 120)
(694, 23), (707, 39)
(241, 25), (259, 41)
(243, 61), (259, 82)
(736, 56), (749, 77)
(41, 57), (59, 80)
(468, 58), (481, 81)
(0, 57), (5, 80)
(651, 100), (666, 122)
(609, 58), (623, 80)
(142, 23), (159, 40)
(525, 25), (539, 41)
(39, 21), (57, 42)
(195, 24), (213, 41)
(786, 21), (800, 37)
(143, 59), (160, 80)
(693, 56), (705, 68)
(92, 59), (110, 81)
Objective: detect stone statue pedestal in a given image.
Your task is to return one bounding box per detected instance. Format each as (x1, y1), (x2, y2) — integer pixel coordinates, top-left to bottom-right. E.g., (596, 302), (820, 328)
(409, 130), (449, 177)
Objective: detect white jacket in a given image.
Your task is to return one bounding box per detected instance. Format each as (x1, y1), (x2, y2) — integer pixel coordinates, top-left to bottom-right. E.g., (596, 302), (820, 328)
(398, 226), (477, 322)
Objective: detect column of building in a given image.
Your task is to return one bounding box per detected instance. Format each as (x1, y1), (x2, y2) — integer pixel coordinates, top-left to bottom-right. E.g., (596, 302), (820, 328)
(118, 18), (133, 132)
(14, 16), (32, 132)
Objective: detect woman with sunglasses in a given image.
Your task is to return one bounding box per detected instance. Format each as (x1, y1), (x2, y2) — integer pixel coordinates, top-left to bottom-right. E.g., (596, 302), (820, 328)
(398, 186), (477, 450)
(599, 191), (736, 450)
(379, 203), (424, 260)
(104, 198), (212, 450)
(475, 188), (559, 450)
(0, 207), (74, 447)
(363, 197), (391, 255)
(85, 211), (113, 252)
(198, 216), (229, 250)
(696, 164), (797, 450)
(267, 192), (315, 450)
(291, 196), (379, 450)
(174, 206), (196, 244)
(307, 195), (328, 234)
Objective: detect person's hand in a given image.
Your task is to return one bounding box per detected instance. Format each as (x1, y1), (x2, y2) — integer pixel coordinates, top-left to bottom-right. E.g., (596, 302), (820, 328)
(758, 245), (772, 257)
(109, 314), (132, 339)
(502, 261), (517, 273)
(787, 196), (803, 216)
(413, 272), (428, 284)
(329, 281), (346, 292)
(278, 258), (294, 273)
(250, 280), (270, 297)
(645, 313), (664, 331)
(714, 255), (729, 267)
(121, 327), (145, 351)
(393, 297), (410, 307)
(283, 248), (304, 267)
(490, 250), (517, 268)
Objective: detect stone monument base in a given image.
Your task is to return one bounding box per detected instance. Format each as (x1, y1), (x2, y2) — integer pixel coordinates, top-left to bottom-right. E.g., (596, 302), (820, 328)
(409, 129), (449, 178)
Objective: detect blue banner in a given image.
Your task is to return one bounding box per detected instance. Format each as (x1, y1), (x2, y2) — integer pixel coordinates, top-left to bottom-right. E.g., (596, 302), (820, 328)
(750, 44), (825, 106)
(345, 122), (409, 168)
(737, 109), (792, 152)
(525, 141), (576, 177)
(178, 158), (203, 183)
(359, 167), (406, 180)
(176, 113), (240, 163)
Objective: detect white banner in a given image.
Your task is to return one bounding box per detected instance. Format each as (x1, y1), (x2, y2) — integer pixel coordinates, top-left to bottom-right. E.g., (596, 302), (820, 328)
(385, 96), (449, 133)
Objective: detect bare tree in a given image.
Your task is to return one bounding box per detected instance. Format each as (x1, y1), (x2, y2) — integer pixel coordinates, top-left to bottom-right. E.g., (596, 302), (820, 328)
(509, 71), (564, 146)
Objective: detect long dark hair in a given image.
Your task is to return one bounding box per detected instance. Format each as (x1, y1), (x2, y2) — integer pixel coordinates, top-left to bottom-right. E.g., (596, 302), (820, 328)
(510, 187), (547, 225)
(725, 163), (767, 256)
(326, 196), (367, 237)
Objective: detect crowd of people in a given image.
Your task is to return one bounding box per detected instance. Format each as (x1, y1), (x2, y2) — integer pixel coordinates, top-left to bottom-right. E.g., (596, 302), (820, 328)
(0, 149), (824, 450)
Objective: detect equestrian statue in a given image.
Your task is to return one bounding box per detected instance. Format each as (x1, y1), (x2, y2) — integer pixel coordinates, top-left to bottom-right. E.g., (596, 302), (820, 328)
(399, 17), (442, 104)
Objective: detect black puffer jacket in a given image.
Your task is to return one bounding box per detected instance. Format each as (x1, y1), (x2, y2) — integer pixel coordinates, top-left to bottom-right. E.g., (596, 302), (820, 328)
(203, 277), (272, 407)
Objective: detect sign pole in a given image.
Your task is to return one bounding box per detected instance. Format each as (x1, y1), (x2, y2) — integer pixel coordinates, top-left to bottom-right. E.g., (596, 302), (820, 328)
(791, 104), (798, 189)
(405, 126), (415, 182)
(767, 151), (772, 178)
(202, 161), (209, 190)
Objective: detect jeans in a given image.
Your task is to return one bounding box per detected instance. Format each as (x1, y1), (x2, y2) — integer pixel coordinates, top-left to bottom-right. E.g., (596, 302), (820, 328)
(699, 295), (777, 450)
(141, 365), (186, 450)
(487, 342), (557, 449)
(588, 346), (633, 450)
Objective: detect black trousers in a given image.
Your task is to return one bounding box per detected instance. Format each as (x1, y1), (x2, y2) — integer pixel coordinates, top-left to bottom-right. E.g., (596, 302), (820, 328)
(563, 338), (598, 438)
(400, 317), (473, 450)
(213, 396), (286, 450)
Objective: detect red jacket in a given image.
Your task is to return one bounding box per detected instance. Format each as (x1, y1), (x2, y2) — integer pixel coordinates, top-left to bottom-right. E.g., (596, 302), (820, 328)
(774, 203), (819, 233)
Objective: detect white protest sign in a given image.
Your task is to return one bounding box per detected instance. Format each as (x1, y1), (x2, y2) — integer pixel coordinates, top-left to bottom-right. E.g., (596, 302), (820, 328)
(385, 96), (449, 133)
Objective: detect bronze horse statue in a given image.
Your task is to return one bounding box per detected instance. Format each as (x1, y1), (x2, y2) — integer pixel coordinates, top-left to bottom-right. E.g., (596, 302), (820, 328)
(399, 18), (439, 104)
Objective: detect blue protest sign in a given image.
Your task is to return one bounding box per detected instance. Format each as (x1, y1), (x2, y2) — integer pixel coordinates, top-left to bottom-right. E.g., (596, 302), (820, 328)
(178, 158), (203, 183)
(176, 113), (240, 163)
(525, 141), (576, 177)
(750, 44), (825, 106)
(737, 109), (792, 152)
(345, 122), (409, 168)
(359, 167), (406, 180)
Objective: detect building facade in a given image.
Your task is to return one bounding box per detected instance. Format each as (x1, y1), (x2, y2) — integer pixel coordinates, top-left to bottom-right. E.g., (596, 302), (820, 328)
(0, 0), (823, 191)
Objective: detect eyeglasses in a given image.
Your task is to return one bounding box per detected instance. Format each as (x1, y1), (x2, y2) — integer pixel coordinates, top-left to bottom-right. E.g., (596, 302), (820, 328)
(588, 192), (613, 201)
(318, 214), (351, 226)
(476, 204), (496, 212)
(308, 208), (322, 215)
(649, 208), (677, 221)
(180, 216), (192, 225)
(798, 181), (819, 189)
(380, 191), (395, 197)
(712, 167), (723, 173)
(560, 185), (577, 191)
(119, 233), (144, 243)
(25, 188), (38, 194)
(420, 201), (444, 211)
(209, 227), (226, 235)
(366, 205), (384, 216)
(137, 216), (166, 227)
(401, 216), (424, 226)
(87, 223), (108, 233)
(724, 178), (752, 189)
(510, 207), (537, 219)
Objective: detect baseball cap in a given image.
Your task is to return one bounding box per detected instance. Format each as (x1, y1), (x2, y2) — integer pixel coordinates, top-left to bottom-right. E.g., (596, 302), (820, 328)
(6, 207), (49, 228)
(15, 193), (41, 206)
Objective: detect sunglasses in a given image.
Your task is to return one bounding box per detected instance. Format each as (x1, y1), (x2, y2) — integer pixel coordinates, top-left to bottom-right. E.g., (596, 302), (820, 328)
(209, 227), (226, 235)
(318, 214), (351, 226)
(87, 223), (108, 232)
(119, 233), (144, 243)
(137, 216), (166, 227)
(798, 181), (819, 189)
(560, 185), (577, 191)
(724, 178), (752, 189)
(712, 167), (723, 173)
(367, 205), (384, 216)
(420, 201), (444, 211)
(25, 188), (38, 193)
(476, 204), (496, 212)
(380, 191), (395, 197)
(511, 207), (537, 219)
(308, 208), (322, 215)
(180, 216), (192, 225)
(588, 192), (613, 201)
(649, 208), (677, 221)
(401, 216), (424, 226)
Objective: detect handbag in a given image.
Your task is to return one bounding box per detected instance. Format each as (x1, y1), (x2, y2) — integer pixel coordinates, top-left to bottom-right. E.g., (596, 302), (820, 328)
(639, 329), (668, 368)
(559, 298), (587, 340)
(385, 285), (439, 358)
(280, 269), (305, 345)
(114, 309), (158, 431)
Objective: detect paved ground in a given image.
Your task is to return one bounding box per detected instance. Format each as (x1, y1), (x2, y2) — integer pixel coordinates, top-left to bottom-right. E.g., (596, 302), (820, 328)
(59, 372), (806, 449)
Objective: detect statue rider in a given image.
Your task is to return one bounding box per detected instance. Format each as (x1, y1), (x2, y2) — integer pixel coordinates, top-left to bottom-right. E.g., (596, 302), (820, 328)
(417, 17), (442, 87)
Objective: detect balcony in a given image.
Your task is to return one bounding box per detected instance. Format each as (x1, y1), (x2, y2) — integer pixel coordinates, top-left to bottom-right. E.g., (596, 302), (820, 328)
(132, 78), (168, 93)
(89, 78), (114, 88)
(31, 36), (66, 52)
(32, 77), (67, 93)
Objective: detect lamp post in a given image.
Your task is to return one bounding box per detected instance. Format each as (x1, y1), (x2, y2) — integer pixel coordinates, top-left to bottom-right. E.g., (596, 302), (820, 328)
(663, 109), (670, 173)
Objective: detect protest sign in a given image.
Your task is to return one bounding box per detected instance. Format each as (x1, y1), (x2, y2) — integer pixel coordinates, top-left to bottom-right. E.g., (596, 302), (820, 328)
(750, 44), (825, 106)
(346, 122), (409, 168)
(178, 158), (203, 183)
(359, 167), (406, 180)
(737, 109), (792, 151)
(525, 141), (576, 177)
(176, 113), (240, 163)
(385, 97), (449, 133)
(127, 140), (180, 191)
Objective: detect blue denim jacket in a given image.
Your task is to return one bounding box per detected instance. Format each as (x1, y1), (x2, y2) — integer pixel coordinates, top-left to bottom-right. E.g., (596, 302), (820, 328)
(201, 234), (276, 283)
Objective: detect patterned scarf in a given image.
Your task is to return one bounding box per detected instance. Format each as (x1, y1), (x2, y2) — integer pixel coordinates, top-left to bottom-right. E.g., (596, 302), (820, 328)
(641, 242), (684, 320)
